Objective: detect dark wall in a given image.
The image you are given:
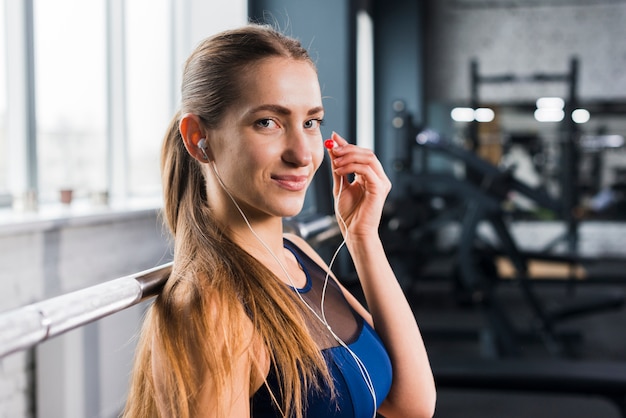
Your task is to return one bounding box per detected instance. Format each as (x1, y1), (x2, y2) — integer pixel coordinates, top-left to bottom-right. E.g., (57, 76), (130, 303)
(372, 0), (425, 196)
(249, 0), (426, 202)
(249, 0), (356, 143)
(249, 0), (356, 215)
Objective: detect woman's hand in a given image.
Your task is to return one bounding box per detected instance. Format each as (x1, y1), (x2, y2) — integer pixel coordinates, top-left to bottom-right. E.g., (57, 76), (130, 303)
(326, 131), (436, 418)
(326, 131), (391, 240)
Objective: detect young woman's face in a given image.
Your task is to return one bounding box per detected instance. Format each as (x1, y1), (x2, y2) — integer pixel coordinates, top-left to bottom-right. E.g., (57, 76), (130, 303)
(209, 57), (325, 220)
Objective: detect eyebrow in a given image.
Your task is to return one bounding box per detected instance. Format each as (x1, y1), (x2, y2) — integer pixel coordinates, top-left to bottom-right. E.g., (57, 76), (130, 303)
(248, 104), (325, 116)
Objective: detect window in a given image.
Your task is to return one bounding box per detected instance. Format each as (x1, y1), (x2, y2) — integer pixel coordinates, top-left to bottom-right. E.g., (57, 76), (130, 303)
(32, 0), (173, 203)
(0, 0), (247, 212)
(125, 0), (172, 197)
(34, 0), (107, 203)
(0, 0), (8, 204)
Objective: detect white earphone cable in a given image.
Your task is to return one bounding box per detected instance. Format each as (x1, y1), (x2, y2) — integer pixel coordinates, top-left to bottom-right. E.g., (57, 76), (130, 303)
(211, 161), (377, 417)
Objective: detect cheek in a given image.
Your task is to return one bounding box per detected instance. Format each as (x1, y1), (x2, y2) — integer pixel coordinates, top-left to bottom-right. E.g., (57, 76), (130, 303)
(313, 144), (325, 171)
(242, 145), (280, 175)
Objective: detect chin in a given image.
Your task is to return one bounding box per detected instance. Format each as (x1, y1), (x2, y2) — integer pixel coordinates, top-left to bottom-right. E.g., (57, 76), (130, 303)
(281, 208), (304, 218)
(277, 202), (305, 218)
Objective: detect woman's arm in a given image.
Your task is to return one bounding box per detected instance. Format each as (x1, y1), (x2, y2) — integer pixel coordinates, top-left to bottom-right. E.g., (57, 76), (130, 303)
(326, 132), (436, 418)
(151, 295), (266, 418)
(345, 236), (436, 418)
(193, 345), (254, 418)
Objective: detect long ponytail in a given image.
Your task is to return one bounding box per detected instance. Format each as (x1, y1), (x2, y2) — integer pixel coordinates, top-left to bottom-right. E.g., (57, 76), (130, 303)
(124, 25), (333, 418)
(124, 104), (332, 417)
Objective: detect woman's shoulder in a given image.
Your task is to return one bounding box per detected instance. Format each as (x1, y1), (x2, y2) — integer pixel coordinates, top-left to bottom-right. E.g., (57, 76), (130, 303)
(283, 231), (309, 246)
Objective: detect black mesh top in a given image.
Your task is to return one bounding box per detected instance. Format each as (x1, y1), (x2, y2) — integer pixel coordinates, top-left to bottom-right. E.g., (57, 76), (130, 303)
(250, 238), (393, 417)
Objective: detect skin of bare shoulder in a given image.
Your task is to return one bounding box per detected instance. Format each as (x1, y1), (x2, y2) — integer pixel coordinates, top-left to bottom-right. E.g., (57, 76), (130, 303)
(153, 289), (270, 417)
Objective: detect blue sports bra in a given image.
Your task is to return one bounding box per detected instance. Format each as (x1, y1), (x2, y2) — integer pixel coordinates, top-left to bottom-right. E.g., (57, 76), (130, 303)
(250, 239), (393, 417)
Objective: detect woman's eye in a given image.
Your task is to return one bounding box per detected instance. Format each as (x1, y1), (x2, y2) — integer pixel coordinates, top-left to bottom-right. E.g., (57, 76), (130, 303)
(304, 118), (324, 129)
(256, 118), (277, 129)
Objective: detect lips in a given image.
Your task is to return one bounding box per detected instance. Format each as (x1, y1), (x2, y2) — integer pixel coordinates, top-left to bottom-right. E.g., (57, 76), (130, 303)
(271, 174), (309, 191)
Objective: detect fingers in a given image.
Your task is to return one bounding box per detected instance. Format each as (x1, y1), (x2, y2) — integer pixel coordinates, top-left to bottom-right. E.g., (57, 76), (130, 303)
(326, 132), (391, 194)
(327, 132), (371, 171)
(329, 131), (348, 148)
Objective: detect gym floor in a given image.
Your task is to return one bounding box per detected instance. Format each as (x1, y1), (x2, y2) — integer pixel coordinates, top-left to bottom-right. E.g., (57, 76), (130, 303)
(409, 277), (626, 418)
(346, 258), (626, 418)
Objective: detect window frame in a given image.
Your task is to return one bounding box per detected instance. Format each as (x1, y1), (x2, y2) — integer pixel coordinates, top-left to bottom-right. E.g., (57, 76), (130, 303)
(0, 0), (248, 213)
(0, 0), (176, 209)
(1, 0), (37, 209)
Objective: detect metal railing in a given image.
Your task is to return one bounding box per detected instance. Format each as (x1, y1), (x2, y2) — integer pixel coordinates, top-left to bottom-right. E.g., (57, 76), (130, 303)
(0, 262), (172, 358)
(0, 214), (340, 359)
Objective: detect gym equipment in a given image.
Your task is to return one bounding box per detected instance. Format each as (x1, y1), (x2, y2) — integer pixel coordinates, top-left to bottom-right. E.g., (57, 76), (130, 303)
(383, 127), (624, 357)
(469, 57), (581, 254)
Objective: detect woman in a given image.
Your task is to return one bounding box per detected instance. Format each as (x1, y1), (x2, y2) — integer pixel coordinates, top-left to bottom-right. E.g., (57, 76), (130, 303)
(123, 24), (435, 418)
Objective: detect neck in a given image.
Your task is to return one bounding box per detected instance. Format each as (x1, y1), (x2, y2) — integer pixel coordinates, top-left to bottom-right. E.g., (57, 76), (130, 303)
(204, 166), (296, 277)
(229, 216), (307, 288)
(229, 216), (286, 258)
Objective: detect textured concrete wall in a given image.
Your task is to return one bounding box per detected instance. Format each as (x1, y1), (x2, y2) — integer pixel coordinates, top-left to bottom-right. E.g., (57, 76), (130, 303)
(0, 208), (171, 418)
(425, 1), (626, 103)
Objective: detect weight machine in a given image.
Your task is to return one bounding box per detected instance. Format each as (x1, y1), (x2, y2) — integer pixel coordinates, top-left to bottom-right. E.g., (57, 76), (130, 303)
(382, 58), (625, 357)
(469, 57), (581, 256)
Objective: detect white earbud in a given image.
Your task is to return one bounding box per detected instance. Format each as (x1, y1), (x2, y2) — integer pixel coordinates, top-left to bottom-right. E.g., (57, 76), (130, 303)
(197, 138), (209, 160)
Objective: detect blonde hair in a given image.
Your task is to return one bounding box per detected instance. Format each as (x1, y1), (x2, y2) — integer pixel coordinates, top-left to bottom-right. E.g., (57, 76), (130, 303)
(122, 25), (331, 418)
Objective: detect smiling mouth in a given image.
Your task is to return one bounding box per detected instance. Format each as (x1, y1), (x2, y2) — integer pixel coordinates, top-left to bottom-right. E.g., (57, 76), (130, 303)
(272, 175), (308, 191)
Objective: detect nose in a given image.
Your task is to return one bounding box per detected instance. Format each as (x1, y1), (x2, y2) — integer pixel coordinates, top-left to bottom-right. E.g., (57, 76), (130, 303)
(282, 129), (314, 167)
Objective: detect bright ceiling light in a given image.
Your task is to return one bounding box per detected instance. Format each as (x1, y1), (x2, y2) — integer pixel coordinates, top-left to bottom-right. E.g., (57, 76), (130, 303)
(474, 108), (495, 122)
(572, 108), (590, 124)
(536, 97), (564, 109)
(451, 107), (475, 122)
(534, 108), (564, 122)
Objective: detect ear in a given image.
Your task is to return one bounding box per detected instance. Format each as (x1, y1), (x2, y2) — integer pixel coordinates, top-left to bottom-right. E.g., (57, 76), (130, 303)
(179, 113), (212, 162)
